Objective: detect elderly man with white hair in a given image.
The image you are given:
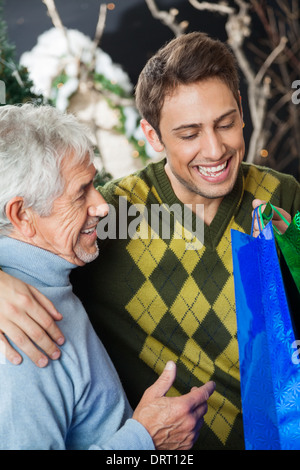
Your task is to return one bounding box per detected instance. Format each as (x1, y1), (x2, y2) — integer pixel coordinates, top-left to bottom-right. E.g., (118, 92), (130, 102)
(0, 103), (215, 450)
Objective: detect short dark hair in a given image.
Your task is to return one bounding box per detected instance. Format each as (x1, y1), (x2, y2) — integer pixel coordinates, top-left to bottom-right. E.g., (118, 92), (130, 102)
(135, 32), (241, 139)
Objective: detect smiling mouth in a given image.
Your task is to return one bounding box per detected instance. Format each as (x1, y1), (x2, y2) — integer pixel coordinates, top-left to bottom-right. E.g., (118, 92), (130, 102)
(80, 216), (100, 236)
(80, 221), (99, 235)
(196, 158), (230, 178)
(80, 227), (97, 235)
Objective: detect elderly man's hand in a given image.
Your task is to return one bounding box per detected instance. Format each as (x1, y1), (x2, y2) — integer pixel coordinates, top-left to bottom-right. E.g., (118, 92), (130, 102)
(0, 270), (64, 366)
(132, 361), (215, 450)
(252, 199), (291, 238)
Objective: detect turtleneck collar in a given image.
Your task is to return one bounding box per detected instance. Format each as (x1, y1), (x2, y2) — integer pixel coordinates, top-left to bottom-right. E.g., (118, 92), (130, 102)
(0, 236), (78, 288)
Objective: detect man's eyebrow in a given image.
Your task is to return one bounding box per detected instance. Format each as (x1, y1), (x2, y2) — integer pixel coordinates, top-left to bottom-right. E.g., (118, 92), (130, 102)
(79, 181), (92, 192)
(78, 170), (97, 193)
(213, 109), (237, 124)
(172, 109), (237, 132)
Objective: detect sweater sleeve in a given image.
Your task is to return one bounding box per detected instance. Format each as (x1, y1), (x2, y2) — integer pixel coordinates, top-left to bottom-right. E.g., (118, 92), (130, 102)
(89, 419), (155, 450)
(286, 175), (300, 217)
(0, 357), (70, 450)
(0, 357), (154, 450)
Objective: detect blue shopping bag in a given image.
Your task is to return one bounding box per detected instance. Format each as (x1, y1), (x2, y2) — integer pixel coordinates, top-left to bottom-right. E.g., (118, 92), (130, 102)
(231, 207), (300, 450)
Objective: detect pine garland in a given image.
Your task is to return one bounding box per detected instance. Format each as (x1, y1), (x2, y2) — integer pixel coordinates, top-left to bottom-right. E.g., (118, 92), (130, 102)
(0, 1), (44, 105)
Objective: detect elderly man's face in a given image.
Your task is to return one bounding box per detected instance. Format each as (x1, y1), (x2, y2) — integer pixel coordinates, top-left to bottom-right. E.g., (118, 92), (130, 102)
(31, 153), (108, 266)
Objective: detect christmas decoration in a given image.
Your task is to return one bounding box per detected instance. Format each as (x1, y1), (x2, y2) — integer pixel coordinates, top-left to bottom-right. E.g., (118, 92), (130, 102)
(0, 1), (44, 106)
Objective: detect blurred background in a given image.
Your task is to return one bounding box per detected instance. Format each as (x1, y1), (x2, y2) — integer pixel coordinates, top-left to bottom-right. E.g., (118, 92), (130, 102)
(2, 0), (300, 181)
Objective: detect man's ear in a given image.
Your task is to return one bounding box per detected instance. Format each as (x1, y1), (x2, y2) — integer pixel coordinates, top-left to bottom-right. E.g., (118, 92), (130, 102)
(5, 197), (36, 238)
(238, 90), (244, 118)
(140, 119), (165, 153)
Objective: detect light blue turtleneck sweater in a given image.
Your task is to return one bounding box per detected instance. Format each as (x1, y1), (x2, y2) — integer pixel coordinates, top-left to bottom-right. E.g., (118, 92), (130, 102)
(0, 236), (154, 450)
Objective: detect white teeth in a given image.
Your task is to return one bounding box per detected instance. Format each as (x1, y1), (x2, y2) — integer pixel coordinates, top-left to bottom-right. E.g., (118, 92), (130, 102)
(198, 161), (227, 177)
(81, 227), (95, 234)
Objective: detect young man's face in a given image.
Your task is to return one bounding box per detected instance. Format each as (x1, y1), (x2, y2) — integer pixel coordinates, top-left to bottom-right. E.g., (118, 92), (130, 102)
(144, 78), (245, 207)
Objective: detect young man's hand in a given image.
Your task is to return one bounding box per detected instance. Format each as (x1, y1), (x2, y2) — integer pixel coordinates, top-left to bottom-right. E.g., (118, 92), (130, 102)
(0, 270), (64, 366)
(251, 199), (291, 237)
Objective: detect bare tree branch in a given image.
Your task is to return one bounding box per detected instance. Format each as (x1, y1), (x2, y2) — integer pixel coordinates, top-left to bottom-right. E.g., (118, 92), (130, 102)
(42, 0), (73, 56)
(254, 36), (287, 85)
(145, 0), (188, 37)
(93, 3), (107, 48)
(42, 0), (67, 38)
(188, 0), (234, 15)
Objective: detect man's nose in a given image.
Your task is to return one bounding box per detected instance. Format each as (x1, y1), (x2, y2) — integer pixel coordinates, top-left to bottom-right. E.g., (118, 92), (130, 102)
(88, 191), (109, 218)
(201, 130), (225, 160)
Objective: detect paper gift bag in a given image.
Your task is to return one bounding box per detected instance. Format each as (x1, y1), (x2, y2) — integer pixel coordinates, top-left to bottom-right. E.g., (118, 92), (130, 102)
(231, 208), (300, 450)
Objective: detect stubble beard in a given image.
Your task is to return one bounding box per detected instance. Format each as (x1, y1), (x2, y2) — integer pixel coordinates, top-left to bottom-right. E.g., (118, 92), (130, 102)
(173, 169), (238, 200)
(168, 154), (240, 201)
(74, 240), (99, 264)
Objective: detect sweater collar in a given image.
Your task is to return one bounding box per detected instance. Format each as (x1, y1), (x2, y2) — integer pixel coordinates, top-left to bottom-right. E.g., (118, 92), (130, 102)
(0, 237), (77, 287)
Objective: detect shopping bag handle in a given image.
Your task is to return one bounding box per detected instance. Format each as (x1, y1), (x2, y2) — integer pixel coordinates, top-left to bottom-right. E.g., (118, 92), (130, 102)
(251, 206), (263, 236)
(258, 203), (290, 235)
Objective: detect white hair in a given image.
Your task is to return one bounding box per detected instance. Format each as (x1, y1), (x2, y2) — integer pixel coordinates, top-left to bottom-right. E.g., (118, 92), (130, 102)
(0, 103), (94, 235)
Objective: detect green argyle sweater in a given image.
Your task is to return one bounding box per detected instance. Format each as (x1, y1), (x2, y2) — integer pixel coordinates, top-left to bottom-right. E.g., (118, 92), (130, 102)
(72, 159), (300, 450)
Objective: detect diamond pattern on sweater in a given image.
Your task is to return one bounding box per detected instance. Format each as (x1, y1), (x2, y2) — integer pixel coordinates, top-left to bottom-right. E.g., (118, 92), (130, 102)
(114, 164), (283, 448)
(125, 210), (240, 445)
